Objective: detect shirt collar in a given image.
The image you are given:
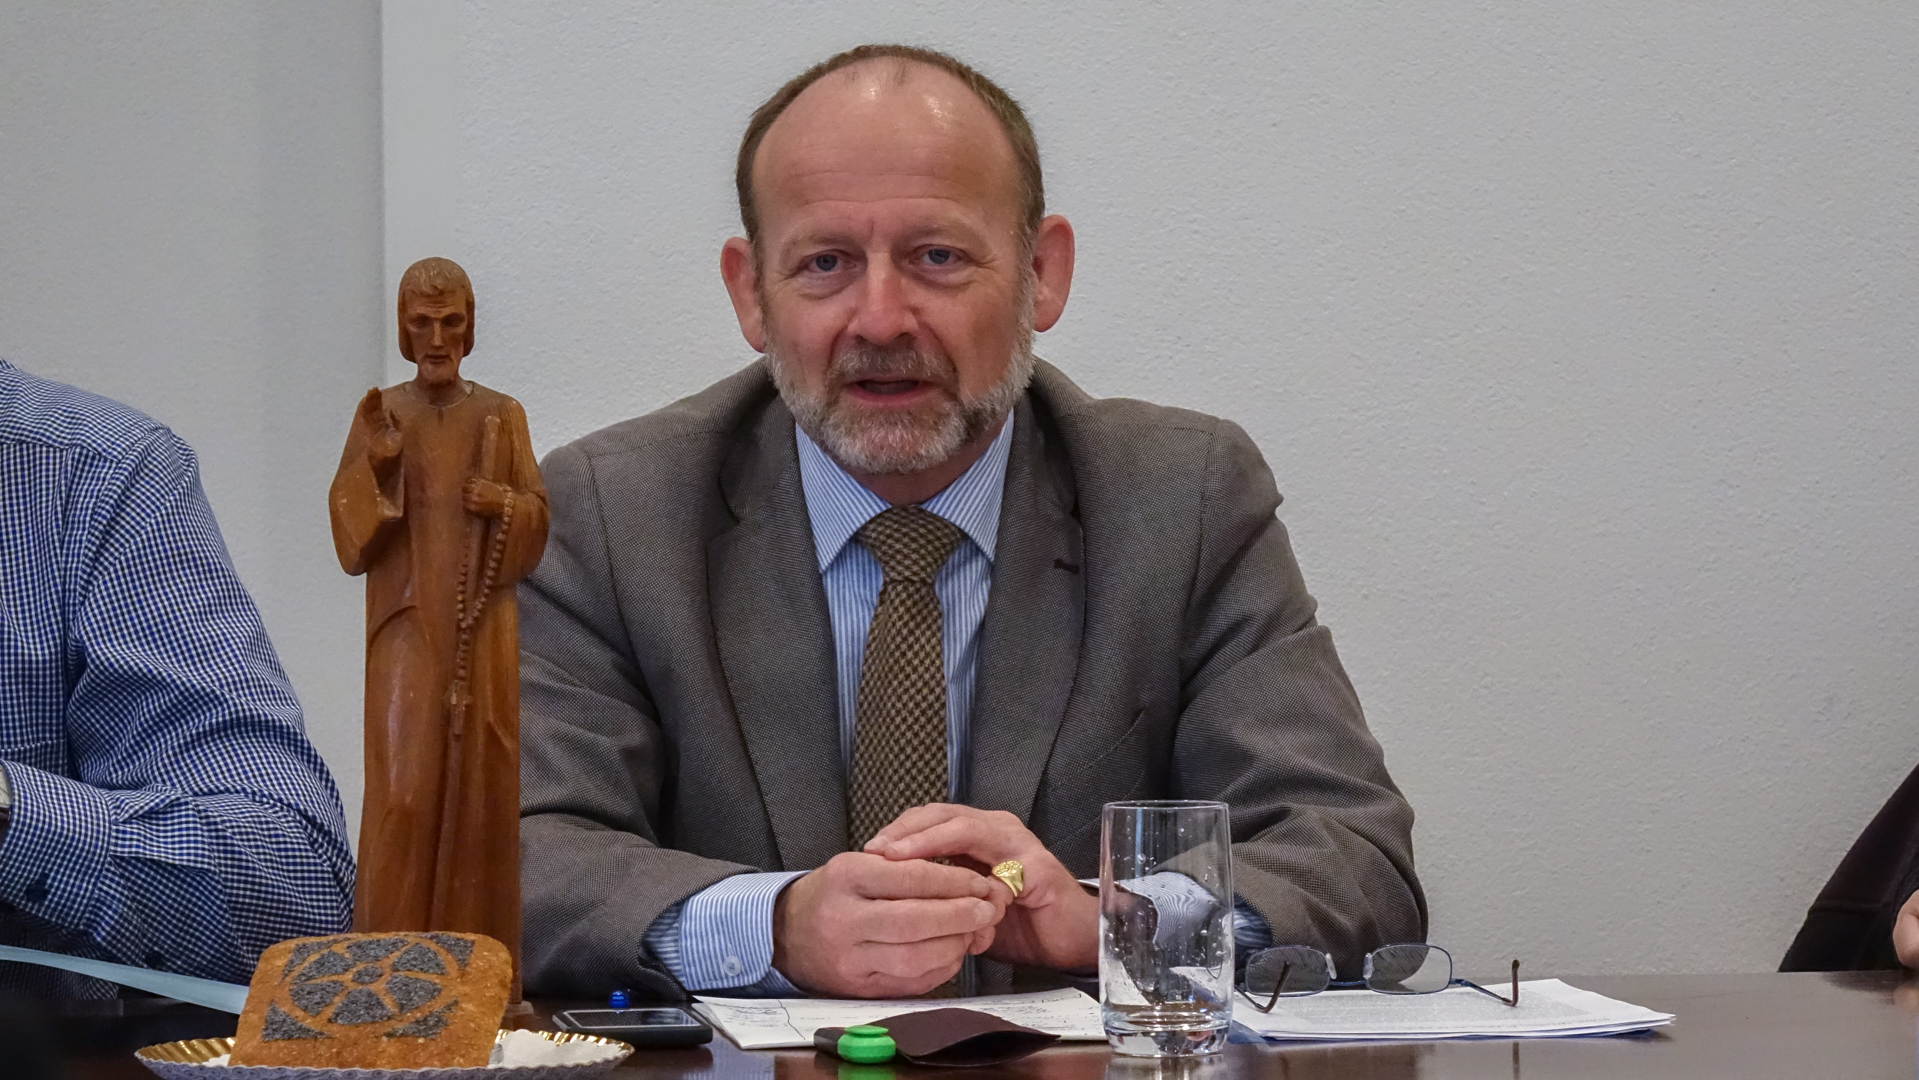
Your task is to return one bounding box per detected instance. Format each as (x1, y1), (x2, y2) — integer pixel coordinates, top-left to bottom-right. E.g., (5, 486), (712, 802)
(796, 413), (1015, 572)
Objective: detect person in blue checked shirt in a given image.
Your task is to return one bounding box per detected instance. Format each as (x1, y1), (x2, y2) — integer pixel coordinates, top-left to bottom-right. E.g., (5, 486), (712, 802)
(0, 358), (354, 998)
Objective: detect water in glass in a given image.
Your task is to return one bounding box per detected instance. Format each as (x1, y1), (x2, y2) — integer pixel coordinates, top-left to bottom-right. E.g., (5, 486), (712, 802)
(1099, 800), (1233, 1056)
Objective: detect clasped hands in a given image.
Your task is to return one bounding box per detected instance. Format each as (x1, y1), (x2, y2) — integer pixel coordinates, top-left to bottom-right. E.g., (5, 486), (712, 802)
(771, 805), (1098, 998)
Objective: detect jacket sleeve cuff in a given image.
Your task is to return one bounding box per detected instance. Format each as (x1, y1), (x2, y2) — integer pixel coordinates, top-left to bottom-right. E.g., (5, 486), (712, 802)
(643, 871), (804, 993)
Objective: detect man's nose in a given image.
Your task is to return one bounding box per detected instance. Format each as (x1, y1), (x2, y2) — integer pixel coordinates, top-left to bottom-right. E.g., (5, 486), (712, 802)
(845, 262), (916, 346)
(428, 321), (447, 351)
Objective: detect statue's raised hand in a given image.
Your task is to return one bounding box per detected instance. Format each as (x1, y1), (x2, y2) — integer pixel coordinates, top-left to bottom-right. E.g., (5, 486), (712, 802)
(359, 388), (403, 480)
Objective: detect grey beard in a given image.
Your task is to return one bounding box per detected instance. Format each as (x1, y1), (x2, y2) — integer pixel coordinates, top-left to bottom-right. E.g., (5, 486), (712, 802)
(766, 321), (1035, 477)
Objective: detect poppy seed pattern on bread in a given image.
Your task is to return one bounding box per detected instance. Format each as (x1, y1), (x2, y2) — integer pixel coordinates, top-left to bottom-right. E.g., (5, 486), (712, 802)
(229, 932), (511, 1067)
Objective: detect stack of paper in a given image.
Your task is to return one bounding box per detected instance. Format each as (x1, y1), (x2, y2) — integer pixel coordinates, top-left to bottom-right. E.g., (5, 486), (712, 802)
(693, 987), (1106, 1049)
(1233, 979), (1673, 1041)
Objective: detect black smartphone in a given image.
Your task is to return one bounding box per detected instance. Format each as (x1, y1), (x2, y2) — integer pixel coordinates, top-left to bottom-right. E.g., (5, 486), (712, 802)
(552, 1006), (714, 1047)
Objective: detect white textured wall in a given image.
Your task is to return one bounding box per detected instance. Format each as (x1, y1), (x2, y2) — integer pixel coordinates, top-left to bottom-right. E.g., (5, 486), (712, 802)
(395, 1), (1919, 975)
(0, 3), (384, 840)
(3, 1), (1913, 980)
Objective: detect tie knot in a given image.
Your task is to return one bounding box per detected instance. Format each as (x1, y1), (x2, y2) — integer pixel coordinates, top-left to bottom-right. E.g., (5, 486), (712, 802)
(857, 506), (963, 583)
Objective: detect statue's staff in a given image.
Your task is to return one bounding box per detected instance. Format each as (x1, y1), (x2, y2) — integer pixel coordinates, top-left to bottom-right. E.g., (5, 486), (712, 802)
(431, 412), (514, 925)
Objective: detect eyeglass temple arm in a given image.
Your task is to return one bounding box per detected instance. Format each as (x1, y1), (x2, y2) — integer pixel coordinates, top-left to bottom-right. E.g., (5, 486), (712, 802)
(1236, 960), (1296, 1013)
(1258, 960), (1292, 1013)
(1459, 959), (1521, 1007)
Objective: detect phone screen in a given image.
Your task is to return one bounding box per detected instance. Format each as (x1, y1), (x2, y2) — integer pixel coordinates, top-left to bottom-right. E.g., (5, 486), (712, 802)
(566, 1008), (699, 1029)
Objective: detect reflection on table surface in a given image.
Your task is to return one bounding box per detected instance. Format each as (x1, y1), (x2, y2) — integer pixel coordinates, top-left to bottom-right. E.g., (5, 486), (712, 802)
(20, 971), (1916, 1080)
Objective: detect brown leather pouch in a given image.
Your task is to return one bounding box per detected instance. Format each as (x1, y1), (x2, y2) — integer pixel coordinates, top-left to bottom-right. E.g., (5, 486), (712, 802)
(816, 1007), (1060, 1067)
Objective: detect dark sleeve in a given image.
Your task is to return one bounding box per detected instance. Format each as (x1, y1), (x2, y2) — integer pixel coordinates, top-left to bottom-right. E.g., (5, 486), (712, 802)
(1780, 761), (1919, 971)
(1174, 418), (1426, 977)
(0, 430), (354, 982)
(518, 443), (753, 998)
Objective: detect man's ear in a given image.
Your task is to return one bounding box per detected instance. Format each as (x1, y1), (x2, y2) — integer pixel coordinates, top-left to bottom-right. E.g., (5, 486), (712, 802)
(720, 237), (766, 352)
(1029, 215), (1075, 333)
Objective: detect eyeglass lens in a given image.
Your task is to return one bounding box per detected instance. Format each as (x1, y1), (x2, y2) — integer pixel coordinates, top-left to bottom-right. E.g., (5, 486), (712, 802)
(1244, 946), (1334, 996)
(1363, 943), (1452, 994)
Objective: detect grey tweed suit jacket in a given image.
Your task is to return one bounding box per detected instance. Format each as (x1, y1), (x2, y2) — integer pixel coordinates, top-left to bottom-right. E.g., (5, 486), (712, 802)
(519, 360), (1424, 997)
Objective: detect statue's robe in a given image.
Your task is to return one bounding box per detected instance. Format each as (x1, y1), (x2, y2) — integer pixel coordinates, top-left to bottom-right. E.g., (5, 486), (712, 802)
(329, 381), (547, 988)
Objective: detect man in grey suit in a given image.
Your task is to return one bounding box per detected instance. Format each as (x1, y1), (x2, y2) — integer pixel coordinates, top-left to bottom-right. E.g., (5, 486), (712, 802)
(519, 44), (1424, 1000)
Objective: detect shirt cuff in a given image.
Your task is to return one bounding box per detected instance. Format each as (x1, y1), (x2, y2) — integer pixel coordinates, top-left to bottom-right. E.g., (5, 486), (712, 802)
(0, 761), (112, 929)
(1116, 872), (1221, 950)
(1231, 899), (1273, 952)
(1107, 873), (1272, 953)
(642, 871), (805, 993)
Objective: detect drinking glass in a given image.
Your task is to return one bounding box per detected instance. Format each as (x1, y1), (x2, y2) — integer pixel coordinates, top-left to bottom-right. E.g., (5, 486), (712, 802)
(1099, 800), (1233, 1056)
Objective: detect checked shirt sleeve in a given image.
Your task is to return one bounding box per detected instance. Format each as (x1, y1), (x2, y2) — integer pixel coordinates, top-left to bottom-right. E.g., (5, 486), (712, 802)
(0, 428), (354, 983)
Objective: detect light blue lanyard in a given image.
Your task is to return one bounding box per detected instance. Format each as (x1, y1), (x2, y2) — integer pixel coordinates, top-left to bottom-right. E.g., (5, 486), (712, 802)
(0, 945), (246, 1013)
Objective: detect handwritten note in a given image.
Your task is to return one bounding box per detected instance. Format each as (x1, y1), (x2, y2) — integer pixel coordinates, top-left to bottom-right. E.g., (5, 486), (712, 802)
(692, 987), (1105, 1049)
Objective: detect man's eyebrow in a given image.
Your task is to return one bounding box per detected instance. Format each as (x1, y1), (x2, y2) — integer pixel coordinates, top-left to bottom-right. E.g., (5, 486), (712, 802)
(778, 229), (857, 254)
(776, 220), (993, 258)
(900, 220), (992, 245)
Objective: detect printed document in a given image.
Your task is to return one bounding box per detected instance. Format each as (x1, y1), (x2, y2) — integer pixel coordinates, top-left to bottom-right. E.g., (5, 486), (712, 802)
(1233, 978), (1673, 1040)
(693, 987), (1105, 1049)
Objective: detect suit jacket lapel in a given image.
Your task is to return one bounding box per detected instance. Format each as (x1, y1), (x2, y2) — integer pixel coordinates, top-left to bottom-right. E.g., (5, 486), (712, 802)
(708, 403), (847, 871)
(968, 397), (1085, 822)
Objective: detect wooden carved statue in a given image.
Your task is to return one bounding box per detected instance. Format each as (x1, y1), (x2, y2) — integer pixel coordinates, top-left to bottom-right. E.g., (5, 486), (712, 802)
(329, 257), (548, 1000)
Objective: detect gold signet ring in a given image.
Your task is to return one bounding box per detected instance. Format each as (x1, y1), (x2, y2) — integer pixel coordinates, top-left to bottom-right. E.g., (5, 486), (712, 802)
(992, 859), (1025, 898)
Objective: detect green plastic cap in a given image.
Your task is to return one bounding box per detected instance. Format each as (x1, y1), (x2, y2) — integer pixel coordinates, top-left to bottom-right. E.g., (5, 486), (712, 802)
(838, 1025), (896, 1063)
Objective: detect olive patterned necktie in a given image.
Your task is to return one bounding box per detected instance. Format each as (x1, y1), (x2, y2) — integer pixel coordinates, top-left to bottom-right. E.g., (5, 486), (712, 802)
(847, 505), (964, 850)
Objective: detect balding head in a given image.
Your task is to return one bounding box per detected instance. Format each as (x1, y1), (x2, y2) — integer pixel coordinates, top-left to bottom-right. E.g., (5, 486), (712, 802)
(736, 45), (1044, 254)
(716, 47), (1076, 503)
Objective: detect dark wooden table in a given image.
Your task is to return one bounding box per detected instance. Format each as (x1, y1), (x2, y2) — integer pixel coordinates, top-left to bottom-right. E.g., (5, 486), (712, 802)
(28, 971), (1918, 1080)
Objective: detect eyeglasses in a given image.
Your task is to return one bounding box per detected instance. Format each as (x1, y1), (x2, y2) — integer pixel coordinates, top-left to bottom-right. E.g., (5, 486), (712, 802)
(1237, 943), (1520, 1013)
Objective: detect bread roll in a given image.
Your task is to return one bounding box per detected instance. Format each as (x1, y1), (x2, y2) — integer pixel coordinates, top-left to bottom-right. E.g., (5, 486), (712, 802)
(229, 932), (511, 1068)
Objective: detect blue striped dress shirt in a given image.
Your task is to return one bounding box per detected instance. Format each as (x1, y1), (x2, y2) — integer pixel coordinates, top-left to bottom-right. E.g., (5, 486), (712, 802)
(643, 417), (1013, 991)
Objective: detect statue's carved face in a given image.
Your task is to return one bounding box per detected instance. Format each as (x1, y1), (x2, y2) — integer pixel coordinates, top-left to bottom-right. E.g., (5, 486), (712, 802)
(400, 291), (472, 387)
